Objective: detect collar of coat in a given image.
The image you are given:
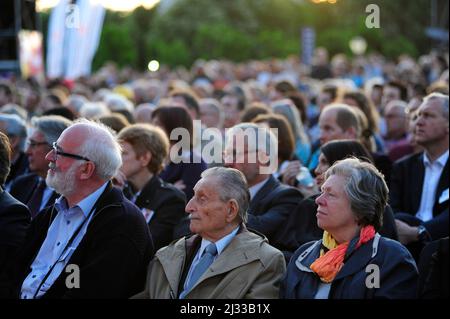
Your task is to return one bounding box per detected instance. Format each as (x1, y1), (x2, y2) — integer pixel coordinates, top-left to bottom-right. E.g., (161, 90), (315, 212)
(154, 225), (270, 294)
(295, 233), (381, 281)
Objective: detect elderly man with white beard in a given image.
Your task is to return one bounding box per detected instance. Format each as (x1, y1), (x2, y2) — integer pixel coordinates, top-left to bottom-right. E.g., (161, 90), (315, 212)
(2, 119), (153, 299)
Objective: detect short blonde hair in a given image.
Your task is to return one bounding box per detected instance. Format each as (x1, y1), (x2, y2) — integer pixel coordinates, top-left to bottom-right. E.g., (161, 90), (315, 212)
(118, 124), (169, 174)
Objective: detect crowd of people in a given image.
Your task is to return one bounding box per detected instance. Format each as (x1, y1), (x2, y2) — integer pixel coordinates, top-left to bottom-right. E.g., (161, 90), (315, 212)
(0, 48), (448, 299)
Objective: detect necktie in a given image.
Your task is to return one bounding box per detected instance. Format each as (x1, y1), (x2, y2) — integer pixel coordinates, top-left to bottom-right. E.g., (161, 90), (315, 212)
(28, 179), (47, 218)
(180, 243), (217, 298)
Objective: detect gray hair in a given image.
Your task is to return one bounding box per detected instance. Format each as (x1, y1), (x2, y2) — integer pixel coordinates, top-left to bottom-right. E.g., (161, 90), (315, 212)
(272, 100), (310, 145)
(66, 94), (88, 114)
(226, 122), (278, 156)
(325, 157), (388, 231)
(79, 102), (110, 119)
(0, 113), (27, 150)
(71, 119), (122, 180)
(31, 115), (72, 146)
(104, 93), (134, 113)
(0, 104), (28, 120)
(201, 166), (249, 223)
(423, 92), (449, 120)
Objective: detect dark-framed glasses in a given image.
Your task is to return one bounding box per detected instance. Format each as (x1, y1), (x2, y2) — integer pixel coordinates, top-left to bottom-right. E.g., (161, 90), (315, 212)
(52, 142), (90, 162)
(26, 140), (50, 148)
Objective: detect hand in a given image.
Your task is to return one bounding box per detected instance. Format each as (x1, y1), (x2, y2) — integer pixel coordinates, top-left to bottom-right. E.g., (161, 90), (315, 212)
(395, 219), (419, 245)
(112, 170), (127, 189)
(281, 160), (301, 186)
(297, 183), (319, 198)
(173, 179), (186, 191)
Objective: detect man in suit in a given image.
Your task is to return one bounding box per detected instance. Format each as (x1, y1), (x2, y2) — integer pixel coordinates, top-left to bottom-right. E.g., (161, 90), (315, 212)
(391, 93), (449, 259)
(0, 114), (29, 190)
(0, 132), (30, 277)
(223, 123), (303, 250)
(10, 115), (71, 218)
(133, 167), (285, 299)
(116, 124), (186, 251)
(7, 119), (153, 299)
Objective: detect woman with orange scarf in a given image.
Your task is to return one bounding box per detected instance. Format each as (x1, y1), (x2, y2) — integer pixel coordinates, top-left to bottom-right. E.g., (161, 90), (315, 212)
(281, 158), (418, 299)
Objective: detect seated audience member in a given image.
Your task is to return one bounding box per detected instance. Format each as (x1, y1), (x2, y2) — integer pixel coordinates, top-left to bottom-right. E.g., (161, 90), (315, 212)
(0, 114), (28, 190)
(96, 113), (130, 133)
(278, 140), (398, 262)
(117, 124), (186, 251)
(0, 132), (30, 278)
(391, 93), (448, 261)
(252, 113), (296, 181)
(151, 106), (207, 202)
(133, 167), (286, 299)
(224, 123), (303, 251)
(382, 100), (410, 153)
(10, 116), (71, 218)
(6, 120), (153, 299)
(281, 158), (418, 299)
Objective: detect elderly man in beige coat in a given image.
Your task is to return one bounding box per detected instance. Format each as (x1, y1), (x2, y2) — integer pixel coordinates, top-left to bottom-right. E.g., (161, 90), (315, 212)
(133, 166), (286, 299)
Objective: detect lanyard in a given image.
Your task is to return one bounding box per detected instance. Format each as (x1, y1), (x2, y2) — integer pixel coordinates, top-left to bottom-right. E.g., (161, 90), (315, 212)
(31, 201), (98, 299)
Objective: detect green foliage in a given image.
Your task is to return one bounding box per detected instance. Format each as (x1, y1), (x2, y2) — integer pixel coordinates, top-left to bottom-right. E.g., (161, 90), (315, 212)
(39, 0), (440, 70)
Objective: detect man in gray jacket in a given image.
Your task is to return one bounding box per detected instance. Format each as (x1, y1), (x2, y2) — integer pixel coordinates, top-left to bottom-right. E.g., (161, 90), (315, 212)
(133, 166), (286, 299)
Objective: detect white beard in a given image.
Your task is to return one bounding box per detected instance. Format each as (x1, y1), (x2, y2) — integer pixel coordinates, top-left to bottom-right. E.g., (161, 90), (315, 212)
(46, 162), (80, 197)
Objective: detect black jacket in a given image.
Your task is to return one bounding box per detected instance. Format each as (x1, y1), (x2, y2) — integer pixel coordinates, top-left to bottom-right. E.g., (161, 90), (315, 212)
(2, 183), (153, 299)
(247, 175), (303, 250)
(0, 189), (30, 276)
(9, 173), (59, 213)
(4, 152), (28, 189)
(390, 152), (449, 239)
(125, 175), (186, 252)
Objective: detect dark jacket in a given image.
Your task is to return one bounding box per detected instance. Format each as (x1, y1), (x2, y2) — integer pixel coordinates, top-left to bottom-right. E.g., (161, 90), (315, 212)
(159, 151), (207, 202)
(390, 152), (449, 239)
(125, 175), (186, 251)
(281, 234), (418, 299)
(9, 173), (59, 212)
(247, 175), (303, 249)
(4, 152), (28, 189)
(277, 194), (399, 262)
(2, 183), (153, 299)
(0, 189), (30, 276)
(418, 237), (449, 299)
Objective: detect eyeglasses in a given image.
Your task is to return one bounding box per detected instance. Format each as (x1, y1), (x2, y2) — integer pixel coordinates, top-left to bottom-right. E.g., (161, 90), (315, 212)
(52, 142), (91, 162)
(27, 140), (50, 148)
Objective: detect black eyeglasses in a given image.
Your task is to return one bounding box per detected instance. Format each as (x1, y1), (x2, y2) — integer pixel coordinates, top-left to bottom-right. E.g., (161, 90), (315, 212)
(52, 142), (91, 162)
(27, 140), (50, 148)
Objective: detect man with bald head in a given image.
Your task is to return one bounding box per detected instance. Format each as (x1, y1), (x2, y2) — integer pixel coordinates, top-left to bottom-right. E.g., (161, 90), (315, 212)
(6, 119), (153, 299)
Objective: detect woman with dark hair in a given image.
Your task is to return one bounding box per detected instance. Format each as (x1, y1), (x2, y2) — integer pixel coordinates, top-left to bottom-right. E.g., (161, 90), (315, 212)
(276, 140), (398, 261)
(281, 158), (418, 299)
(151, 106), (207, 202)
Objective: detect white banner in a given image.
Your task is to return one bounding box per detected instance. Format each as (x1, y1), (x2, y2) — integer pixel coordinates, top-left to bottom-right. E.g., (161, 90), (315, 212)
(47, 0), (105, 79)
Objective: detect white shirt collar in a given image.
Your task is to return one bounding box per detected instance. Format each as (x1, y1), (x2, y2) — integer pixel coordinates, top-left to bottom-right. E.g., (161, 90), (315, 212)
(249, 177), (270, 200)
(198, 226), (240, 256)
(423, 150), (449, 167)
(55, 182), (109, 217)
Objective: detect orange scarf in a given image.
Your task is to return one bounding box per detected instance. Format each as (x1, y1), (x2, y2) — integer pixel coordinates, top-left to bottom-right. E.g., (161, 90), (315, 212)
(310, 225), (375, 283)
